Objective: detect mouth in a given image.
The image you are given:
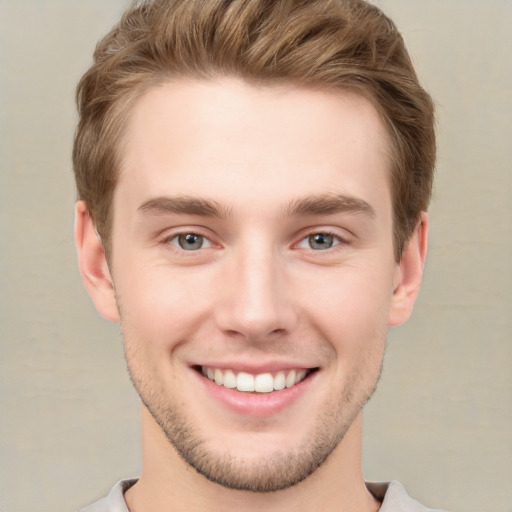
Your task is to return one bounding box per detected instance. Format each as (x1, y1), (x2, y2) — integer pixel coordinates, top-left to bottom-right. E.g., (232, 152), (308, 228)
(196, 366), (318, 393)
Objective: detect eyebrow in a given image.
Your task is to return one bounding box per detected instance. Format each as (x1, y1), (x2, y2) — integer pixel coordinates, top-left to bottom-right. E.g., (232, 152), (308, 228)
(284, 194), (376, 218)
(137, 193), (375, 220)
(138, 196), (232, 218)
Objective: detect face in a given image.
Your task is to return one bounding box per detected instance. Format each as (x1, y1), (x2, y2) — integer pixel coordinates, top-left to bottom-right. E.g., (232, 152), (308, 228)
(78, 78), (424, 492)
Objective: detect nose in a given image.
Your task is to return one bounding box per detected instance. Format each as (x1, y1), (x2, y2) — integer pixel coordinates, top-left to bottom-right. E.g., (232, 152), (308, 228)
(214, 244), (298, 343)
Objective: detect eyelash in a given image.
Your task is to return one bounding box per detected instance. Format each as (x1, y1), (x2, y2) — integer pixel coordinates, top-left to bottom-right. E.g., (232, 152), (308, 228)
(160, 229), (350, 254)
(161, 231), (215, 252)
(295, 230), (349, 252)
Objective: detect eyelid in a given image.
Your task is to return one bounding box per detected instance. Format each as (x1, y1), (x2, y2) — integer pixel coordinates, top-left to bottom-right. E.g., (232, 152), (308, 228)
(157, 225), (352, 252)
(169, 233), (213, 250)
(294, 228), (352, 250)
(159, 227), (219, 251)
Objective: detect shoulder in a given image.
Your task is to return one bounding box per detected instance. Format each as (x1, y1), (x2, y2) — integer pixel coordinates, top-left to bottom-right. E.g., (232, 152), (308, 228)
(367, 480), (450, 512)
(77, 479), (137, 512)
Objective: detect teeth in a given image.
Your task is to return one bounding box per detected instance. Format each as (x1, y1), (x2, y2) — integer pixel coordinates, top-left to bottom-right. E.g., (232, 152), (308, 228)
(285, 370), (296, 388)
(274, 371), (286, 391)
(201, 366), (310, 393)
(214, 368), (224, 386)
(254, 373), (273, 393)
(237, 372), (255, 392)
(296, 370), (307, 383)
(223, 369), (237, 389)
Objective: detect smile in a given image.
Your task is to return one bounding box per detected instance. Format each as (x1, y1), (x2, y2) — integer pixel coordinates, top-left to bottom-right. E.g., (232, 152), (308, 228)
(200, 366), (313, 393)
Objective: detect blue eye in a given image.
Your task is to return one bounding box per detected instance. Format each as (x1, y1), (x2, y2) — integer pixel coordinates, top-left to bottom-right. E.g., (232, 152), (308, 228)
(170, 233), (212, 251)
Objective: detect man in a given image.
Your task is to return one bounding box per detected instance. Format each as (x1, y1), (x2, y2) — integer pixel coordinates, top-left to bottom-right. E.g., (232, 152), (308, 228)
(73, 0), (439, 510)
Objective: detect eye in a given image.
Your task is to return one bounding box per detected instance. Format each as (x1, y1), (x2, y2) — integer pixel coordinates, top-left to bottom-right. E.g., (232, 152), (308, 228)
(298, 232), (340, 251)
(169, 233), (213, 251)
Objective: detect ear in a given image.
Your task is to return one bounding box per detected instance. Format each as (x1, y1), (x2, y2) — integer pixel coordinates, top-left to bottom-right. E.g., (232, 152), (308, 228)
(74, 201), (120, 323)
(388, 212), (429, 327)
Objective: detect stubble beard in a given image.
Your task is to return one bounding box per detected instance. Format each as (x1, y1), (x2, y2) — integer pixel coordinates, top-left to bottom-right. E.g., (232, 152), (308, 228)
(123, 338), (385, 493)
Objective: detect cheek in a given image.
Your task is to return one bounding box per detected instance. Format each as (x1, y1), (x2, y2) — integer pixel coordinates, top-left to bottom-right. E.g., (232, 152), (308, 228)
(115, 264), (214, 353)
(299, 263), (394, 348)
(117, 270), (210, 396)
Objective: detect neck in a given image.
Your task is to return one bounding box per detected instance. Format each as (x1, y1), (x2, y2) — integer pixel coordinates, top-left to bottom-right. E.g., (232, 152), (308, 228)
(125, 407), (380, 512)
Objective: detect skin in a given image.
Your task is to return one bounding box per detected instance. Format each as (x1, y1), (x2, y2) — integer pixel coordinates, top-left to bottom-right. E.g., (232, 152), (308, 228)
(75, 78), (428, 512)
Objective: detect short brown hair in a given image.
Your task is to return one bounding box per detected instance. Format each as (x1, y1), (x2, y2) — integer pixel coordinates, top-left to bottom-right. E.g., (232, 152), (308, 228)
(73, 0), (435, 260)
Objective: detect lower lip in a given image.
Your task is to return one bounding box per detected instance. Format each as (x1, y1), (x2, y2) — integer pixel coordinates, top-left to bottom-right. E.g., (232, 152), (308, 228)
(193, 369), (317, 417)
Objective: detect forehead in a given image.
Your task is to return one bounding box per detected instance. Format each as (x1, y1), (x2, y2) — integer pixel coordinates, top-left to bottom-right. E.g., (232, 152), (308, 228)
(116, 78), (392, 216)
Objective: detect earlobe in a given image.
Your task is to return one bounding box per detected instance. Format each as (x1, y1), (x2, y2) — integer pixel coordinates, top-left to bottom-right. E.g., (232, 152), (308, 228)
(74, 201), (120, 323)
(388, 212), (429, 327)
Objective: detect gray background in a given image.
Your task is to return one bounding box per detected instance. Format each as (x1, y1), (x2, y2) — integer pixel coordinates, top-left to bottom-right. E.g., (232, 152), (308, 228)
(0, 1), (510, 511)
